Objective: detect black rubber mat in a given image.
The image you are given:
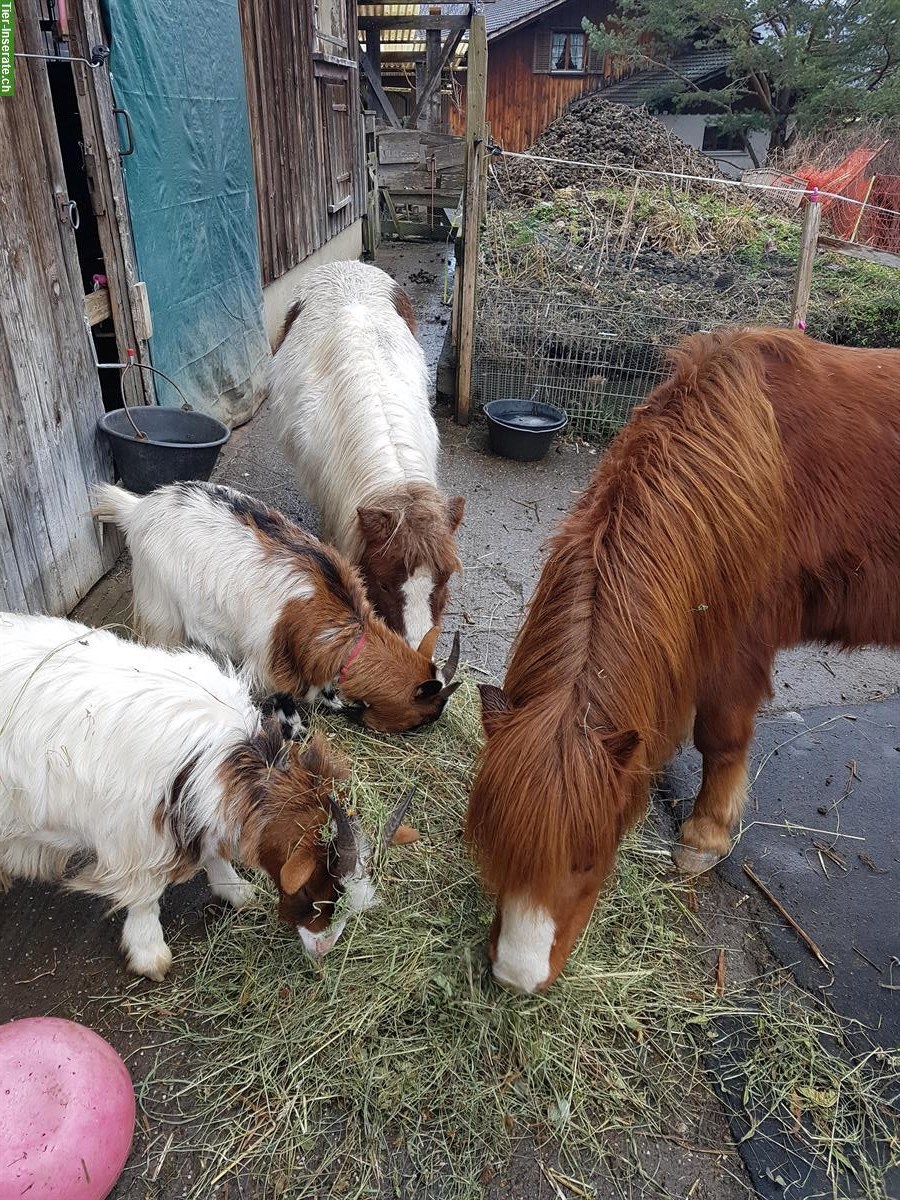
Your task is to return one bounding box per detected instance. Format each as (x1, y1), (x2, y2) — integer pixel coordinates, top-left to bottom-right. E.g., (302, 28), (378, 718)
(666, 696), (899, 1199)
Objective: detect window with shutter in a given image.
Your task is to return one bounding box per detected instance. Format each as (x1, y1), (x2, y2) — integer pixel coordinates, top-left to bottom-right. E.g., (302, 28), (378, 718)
(586, 40), (605, 74)
(321, 77), (353, 215)
(533, 29), (553, 73)
(240, 0), (360, 283)
(536, 30), (600, 75)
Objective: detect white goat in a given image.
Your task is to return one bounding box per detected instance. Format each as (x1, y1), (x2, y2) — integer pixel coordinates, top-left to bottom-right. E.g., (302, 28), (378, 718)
(267, 259), (464, 648)
(0, 612), (385, 979)
(91, 481), (459, 733)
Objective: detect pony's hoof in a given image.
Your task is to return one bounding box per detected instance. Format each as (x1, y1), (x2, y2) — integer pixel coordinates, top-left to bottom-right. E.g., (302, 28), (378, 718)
(672, 843), (722, 875)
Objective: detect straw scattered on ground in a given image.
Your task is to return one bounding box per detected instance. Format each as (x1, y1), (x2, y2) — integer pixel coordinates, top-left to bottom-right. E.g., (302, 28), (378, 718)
(113, 681), (898, 1199)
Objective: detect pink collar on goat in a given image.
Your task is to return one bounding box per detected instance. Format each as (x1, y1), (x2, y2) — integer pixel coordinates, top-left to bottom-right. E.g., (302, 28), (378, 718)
(338, 632), (368, 685)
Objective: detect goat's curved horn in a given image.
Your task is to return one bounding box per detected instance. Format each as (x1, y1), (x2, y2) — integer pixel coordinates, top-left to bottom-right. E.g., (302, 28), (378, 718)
(438, 680), (462, 702)
(328, 794), (360, 879)
(381, 786), (416, 848)
(441, 631), (461, 684)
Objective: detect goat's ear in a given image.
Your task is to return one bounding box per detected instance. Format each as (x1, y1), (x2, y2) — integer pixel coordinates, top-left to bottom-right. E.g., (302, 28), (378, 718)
(280, 844), (318, 895)
(390, 823), (420, 846)
(416, 625), (440, 660)
(447, 495), (465, 532)
(357, 506), (393, 544)
(301, 732), (349, 783)
(415, 678), (443, 700)
(604, 728), (642, 773)
(478, 683), (511, 737)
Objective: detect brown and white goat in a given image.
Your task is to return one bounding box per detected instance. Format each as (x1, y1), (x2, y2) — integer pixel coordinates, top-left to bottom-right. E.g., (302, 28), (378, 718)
(92, 481), (460, 733)
(0, 613), (415, 978)
(267, 259), (465, 647)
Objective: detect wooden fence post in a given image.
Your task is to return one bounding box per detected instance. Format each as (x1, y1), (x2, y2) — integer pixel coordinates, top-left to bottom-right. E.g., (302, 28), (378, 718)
(455, 11), (487, 426)
(790, 188), (822, 329)
(849, 175), (876, 243)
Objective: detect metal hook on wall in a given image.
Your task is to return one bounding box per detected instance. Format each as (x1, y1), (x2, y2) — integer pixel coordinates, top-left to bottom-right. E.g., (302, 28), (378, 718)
(14, 43), (109, 69)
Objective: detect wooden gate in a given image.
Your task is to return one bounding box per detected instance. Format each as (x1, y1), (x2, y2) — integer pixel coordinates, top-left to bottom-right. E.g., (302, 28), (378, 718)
(0, 5), (119, 614)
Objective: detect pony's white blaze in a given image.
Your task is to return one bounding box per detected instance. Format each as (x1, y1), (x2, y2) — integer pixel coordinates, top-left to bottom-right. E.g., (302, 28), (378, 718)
(493, 897), (556, 994)
(401, 565), (435, 649)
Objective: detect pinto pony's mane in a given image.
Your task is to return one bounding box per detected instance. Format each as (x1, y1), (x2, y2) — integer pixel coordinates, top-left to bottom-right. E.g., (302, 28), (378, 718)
(358, 482), (464, 571)
(466, 327), (807, 903)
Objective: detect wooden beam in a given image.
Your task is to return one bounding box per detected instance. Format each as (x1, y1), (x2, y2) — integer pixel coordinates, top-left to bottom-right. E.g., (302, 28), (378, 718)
(424, 18), (441, 132)
(359, 15), (469, 31)
(359, 50), (402, 129)
(84, 287), (112, 326)
(790, 195), (821, 329)
(407, 26), (465, 128)
(68, 0), (154, 406)
(455, 11), (486, 426)
(817, 233), (900, 270)
(384, 189), (462, 207)
(365, 25), (381, 76)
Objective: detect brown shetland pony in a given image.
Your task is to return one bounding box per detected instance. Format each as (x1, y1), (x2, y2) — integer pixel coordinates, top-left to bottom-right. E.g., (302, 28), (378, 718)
(466, 327), (900, 994)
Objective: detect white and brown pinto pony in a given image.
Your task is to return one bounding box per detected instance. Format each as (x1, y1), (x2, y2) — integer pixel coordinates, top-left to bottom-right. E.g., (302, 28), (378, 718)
(267, 259), (464, 650)
(466, 327), (900, 994)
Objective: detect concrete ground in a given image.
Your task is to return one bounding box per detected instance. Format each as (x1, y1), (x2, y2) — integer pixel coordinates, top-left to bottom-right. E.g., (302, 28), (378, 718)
(1, 241), (896, 1200)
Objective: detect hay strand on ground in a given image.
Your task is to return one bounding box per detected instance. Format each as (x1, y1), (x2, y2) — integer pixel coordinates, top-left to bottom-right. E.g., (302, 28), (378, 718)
(113, 680), (898, 1199)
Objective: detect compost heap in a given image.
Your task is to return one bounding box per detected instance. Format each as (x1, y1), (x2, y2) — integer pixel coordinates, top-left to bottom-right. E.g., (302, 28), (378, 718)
(491, 94), (727, 205)
(485, 95), (799, 331)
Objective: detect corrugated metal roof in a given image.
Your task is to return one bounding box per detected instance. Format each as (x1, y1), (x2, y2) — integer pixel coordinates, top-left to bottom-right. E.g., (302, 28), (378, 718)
(357, 4), (470, 69)
(599, 49), (732, 105)
(485, 0), (570, 40)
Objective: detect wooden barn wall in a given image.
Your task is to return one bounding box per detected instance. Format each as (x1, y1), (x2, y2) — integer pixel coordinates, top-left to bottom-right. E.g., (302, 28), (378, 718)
(239, 0), (363, 286)
(0, 4), (119, 614)
(451, 0), (619, 151)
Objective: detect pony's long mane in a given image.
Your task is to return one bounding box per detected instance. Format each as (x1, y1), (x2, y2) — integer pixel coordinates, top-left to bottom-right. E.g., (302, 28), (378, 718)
(467, 327), (796, 901)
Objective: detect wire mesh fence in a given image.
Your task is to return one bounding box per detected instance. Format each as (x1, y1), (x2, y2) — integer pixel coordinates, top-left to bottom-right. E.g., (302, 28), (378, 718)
(471, 146), (899, 440)
(473, 285), (704, 438)
(472, 164), (797, 438)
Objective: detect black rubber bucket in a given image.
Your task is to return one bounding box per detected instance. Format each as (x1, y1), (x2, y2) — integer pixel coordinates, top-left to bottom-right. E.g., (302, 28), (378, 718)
(484, 398), (568, 462)
(98, 407), (230, 495)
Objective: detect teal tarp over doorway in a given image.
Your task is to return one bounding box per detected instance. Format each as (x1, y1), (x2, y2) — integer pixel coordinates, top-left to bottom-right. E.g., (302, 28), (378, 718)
(103, 0), (269, 425)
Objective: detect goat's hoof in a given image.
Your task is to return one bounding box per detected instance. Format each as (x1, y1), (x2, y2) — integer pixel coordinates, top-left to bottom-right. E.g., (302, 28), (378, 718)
(262, 692), (310, 741)
(127, 943), (173, 982)
(223, 882), (256, 910)
(318, 688), (344, 713)
(671, 843), (723, 875)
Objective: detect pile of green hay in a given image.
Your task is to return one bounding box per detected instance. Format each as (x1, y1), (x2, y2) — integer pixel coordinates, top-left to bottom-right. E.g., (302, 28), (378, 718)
(117, 681), (898, 1198)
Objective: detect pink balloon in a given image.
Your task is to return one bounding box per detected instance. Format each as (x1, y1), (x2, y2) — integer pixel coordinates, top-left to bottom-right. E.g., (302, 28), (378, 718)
(0, 1018), (135, 1200)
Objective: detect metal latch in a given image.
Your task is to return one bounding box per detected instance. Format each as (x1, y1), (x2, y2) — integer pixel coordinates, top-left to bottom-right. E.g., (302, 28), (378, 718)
(54, 190), (80, 230)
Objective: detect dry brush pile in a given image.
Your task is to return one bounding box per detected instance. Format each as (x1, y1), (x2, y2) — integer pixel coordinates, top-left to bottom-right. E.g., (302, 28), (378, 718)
(478, 97), (899, 437)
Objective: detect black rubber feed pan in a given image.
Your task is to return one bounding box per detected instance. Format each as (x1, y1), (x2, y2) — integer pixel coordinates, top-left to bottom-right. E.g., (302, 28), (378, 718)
(484, 399), (568, 462)
(98, 407), (230, 495)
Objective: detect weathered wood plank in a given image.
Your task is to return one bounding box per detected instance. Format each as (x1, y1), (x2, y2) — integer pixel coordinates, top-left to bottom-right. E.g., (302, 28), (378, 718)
(359, 49), (402, 129)
(790, 197), (822, 328)
(84, 287), (112, 326)
(0, 3), (118, 614)
(359, 15), (468, 30)
(456, 11), (487, 425)
(384, 189), (463, 207)
(817, 233), (900, 270)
